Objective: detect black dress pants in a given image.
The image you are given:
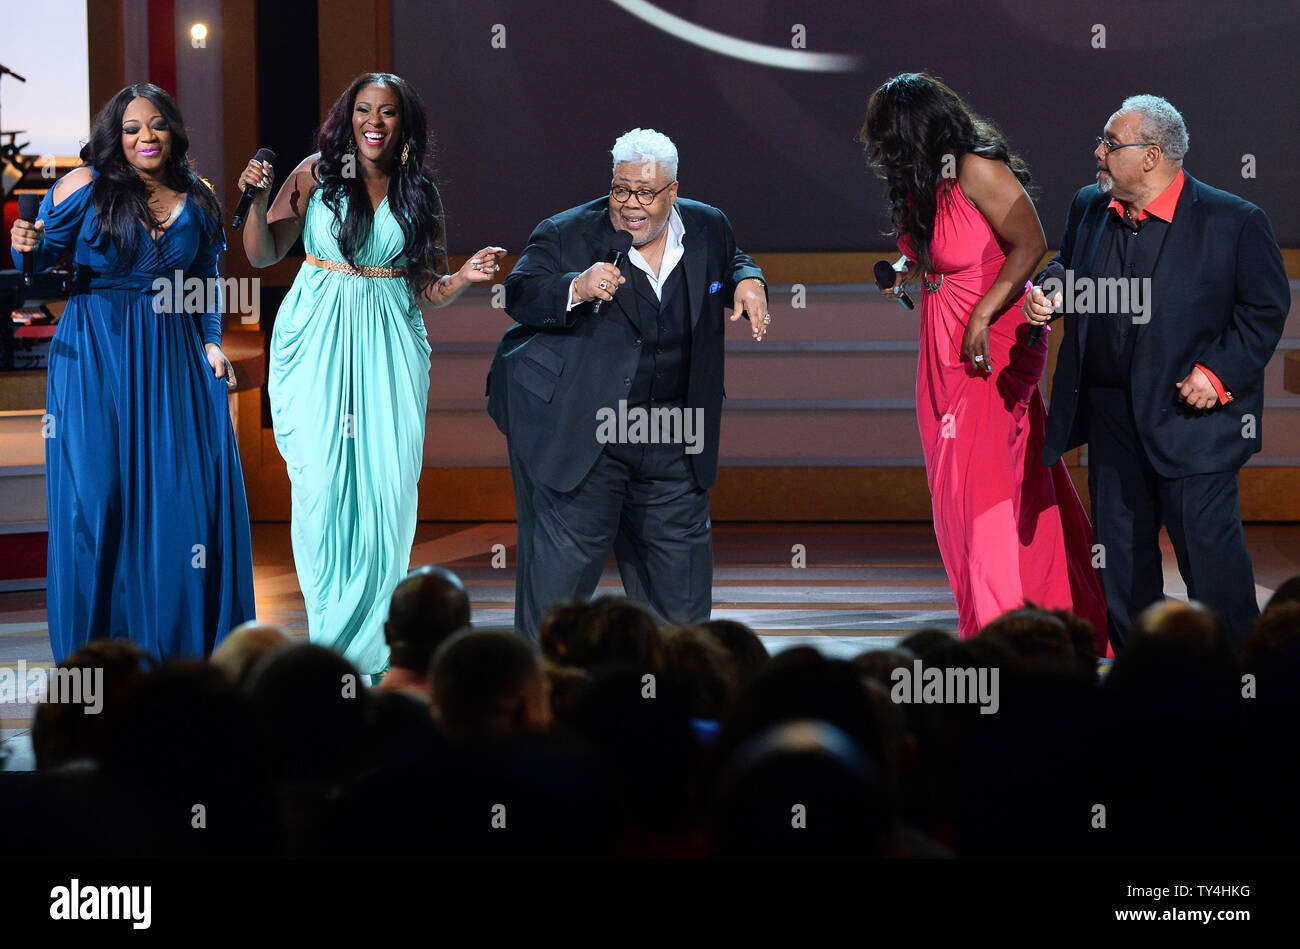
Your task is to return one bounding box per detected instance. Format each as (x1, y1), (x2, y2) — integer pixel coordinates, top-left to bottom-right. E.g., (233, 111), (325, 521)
(1085, 386), (1259, 650)
(510, 439), (713, 640)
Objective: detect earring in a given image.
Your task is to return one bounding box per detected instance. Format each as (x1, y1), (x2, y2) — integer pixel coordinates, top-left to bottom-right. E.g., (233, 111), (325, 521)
(400, 141), (409, 165)
(346, 138), (356, 154)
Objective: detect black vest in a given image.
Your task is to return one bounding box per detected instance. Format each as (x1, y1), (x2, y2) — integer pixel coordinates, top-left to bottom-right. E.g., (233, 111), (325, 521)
(1083, 210), (1170, 389)
(627, 259), (691, 405)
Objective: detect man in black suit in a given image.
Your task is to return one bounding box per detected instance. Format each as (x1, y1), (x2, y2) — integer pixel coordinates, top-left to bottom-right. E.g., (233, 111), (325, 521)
(487, 128), (769, 640)
(1025, 95), (1290, 649)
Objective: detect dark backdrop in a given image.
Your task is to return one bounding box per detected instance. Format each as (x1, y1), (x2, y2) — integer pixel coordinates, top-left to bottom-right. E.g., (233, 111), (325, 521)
(386, 0), (1299, 254)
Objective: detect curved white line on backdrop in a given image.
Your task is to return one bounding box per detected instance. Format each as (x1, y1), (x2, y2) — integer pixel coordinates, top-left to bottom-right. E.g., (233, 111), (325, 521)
(606, 0), (863, 72)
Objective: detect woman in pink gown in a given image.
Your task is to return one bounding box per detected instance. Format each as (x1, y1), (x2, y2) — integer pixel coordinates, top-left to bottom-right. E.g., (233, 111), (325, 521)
(861, 73), (1108, 652)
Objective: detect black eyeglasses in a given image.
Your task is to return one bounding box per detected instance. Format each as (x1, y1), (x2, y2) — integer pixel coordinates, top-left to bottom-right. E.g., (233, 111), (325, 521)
(610, 181), (674, 206)
(1096, 136), (1157, 155)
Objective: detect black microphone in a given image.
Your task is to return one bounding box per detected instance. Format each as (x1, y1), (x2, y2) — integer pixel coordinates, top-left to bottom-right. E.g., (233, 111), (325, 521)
(1026, 263), (1066, 347)
(874, 259), (914, 310)
(592, 230), (633, 315)
(231, 147), (276, 230)
(17, 194), (40, 286)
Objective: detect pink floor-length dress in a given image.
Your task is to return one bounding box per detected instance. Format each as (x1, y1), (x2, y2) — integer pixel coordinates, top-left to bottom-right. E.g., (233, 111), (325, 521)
(902, 178), (1109, 653)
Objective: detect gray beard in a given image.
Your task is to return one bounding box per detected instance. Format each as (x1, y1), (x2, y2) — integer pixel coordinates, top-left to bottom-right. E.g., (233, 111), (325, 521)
(631, 218), (669, 247)
(1097, 172), (1113, 194)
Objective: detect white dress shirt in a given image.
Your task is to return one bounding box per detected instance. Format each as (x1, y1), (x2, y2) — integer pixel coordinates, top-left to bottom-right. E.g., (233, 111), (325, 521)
(568, 207), (686, 310)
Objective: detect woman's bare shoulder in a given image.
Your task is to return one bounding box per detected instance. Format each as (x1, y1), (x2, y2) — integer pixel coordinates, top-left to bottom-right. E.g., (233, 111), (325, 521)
(51, 166), (95, 205)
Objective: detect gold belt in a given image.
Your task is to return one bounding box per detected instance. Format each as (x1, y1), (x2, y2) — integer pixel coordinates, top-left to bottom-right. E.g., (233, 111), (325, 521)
(305, 253), (406, 279)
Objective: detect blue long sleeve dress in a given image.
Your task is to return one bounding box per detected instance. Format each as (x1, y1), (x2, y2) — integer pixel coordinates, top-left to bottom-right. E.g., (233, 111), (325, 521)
(12, 169), (257, 661)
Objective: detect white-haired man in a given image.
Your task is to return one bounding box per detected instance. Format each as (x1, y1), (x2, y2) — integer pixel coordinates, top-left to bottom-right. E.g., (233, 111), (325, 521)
(488, 129), (769, 639)
(1024, 95), (1289, 649)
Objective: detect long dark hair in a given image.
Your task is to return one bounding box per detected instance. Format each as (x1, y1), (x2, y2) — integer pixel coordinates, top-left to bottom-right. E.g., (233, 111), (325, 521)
(80, 83), (222, 258)
(860, 72), (1032, 277)
(312, 72), (446, 298)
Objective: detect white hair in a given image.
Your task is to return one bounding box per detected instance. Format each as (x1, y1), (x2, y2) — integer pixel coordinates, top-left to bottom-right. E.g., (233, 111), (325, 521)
(1119, 94), (1189, 165)
(610, 128), (678, 182)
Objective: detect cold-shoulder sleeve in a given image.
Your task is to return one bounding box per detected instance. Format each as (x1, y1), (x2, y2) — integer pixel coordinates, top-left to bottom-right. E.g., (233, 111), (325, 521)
(187, 203), (228, 347)
(10, 173), (94, 271)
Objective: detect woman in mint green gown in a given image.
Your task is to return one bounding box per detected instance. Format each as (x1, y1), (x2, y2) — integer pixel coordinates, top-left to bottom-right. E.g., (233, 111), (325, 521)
(237, 73), (505, 675)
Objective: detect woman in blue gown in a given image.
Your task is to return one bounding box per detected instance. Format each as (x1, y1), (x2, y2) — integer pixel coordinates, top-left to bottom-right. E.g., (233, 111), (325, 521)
(237, 72), (504, 677)
(9, 83), (256, 662)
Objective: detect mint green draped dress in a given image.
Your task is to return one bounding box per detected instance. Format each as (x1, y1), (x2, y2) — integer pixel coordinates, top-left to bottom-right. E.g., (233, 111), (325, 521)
(268, 190), (431, 674)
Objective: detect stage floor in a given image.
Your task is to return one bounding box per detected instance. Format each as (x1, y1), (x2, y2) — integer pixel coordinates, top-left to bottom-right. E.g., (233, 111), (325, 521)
(4, 521), (1298, 767)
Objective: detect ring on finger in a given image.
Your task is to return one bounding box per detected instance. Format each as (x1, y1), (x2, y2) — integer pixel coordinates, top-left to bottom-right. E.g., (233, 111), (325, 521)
(599, 280), (608, 290)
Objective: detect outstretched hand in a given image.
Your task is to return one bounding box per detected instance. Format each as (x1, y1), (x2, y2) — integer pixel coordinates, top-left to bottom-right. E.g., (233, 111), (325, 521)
(730, 277), (769, 341)
(459, 246), (508, 284)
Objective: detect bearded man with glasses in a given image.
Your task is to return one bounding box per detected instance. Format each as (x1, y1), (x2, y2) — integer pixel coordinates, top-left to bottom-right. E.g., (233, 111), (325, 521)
(488, 128), (768, 639)
(1024, 95), (1289, 650)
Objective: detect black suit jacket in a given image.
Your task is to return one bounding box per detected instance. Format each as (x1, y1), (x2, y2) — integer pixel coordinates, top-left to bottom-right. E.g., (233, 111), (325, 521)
(1041, 173), (1290, 478)
(487, 197), (764, 493)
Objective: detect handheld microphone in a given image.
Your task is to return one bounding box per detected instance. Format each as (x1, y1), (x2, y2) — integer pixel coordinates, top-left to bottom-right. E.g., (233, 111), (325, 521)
(231, 148), (277, 230)
(874, 259), (914, 310)
(1026, 263), (1066, 347)
(592, 230), (633, 315)
(17, 194), (40, 286)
